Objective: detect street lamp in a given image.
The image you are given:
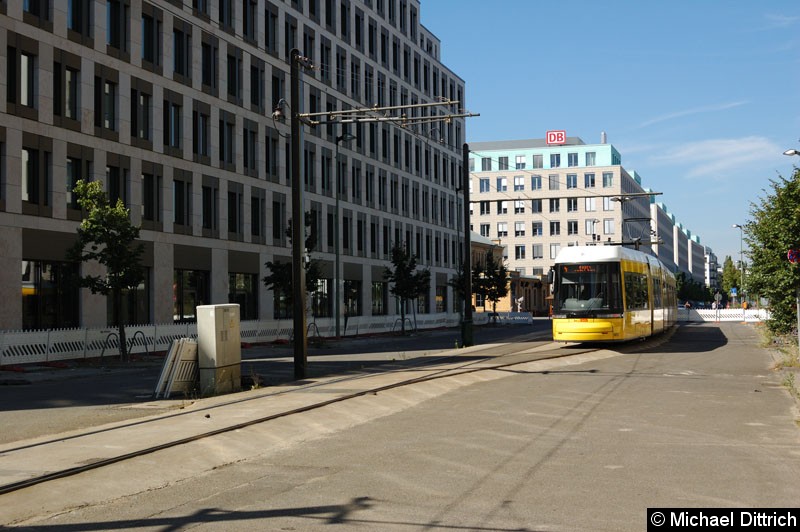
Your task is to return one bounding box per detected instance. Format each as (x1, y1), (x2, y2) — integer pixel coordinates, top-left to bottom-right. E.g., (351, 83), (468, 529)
(334, 133), (356, 338)
(783, 149), (800, 157)
(732, 223), (745, 305)
(589, 219), (600, 245)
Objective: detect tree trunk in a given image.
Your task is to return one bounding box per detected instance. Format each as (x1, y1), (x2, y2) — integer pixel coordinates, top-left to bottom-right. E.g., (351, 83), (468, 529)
(400, 298), (406, 334)
(115, 287), (128, 362)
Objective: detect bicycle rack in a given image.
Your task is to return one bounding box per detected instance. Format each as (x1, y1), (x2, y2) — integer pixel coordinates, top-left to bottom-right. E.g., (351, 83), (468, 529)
(100, 332), (119, 361)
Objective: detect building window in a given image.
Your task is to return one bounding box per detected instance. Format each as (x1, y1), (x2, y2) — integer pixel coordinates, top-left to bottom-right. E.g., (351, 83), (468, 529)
(497, 222), (508, 237)
(567, 220), (578, 236)
(496, 177), (507, 192)
(106, 0), (130, 57)
(201, 177), (219, 235)
(585, 197), (597, 212)
(130, 83), (152, 144)
(228, 187), (243, 238)
(22, 260), (79, 330)
(532, 154), (543, 169)
(141, 167), (163, 228)
(21, 141), (51, 215)
(515, 245), (526, 260)
(163, 97), (182, 151)
(192, 104), (210, 161)
(201, 34), (219, 95)
(173, 269), (209, 322)
(550, 221), (560, 236)
(498, 156), (508, 170)
(372, 281), (387, 315)
(173, 23), (192, 82)
(514, 200), (525, 214)
(531, 199), (542, 213)
(7, 44), (38, 114)
(481, 157), (491, 171)
(566, 174), (577, 189)
(53, 54), (80, 125)
(585, 152), (596, 166)
(602, 172), (614, 187)
(243, 121), (258, 176)
(479, 178), (490, 193)
(584, 173), (596, 188)
(106, 163), (129, 207)
(515, 221), (525, 237)
(229, 273), (257, 320)
(514, 176), (524, 191)
(548, 174), (559, 190)
(344, 280), (362, 317)
(603, 197), (614, 211)
(567, 197), (578, 212)
(480, 223), (490, 237)
(549, 198), (560, 213)
(532, 221), (542, 236)
(173, 172), (192, 228)
(567, 152), (578, 167)
(532, 244), (543, 259)
(265, 2), (278, 54)
(550, 243), (561, 259)
(219, 112), (235, 169)
(497, 201), (507, 215)
(141, 4), (162, 71)
(515, 155), (525, 169)
(226, 46), (242, 103)
(604, 218), (615, 234)
(531, 175), (542, 190)
(550, 153), (560, 168)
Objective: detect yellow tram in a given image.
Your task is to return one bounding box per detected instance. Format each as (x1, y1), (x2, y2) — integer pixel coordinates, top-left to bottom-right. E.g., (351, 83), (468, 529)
(549, 246), (677, 342)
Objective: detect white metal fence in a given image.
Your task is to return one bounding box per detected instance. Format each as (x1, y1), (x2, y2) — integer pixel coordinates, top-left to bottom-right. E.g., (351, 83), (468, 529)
(1, 309), (765, 367)
(0, 313), (480, 367)
(677, 308), (769, 323)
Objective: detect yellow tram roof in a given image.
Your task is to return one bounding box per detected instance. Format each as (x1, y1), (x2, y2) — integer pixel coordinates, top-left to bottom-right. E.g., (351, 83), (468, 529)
(554, 245), (659, 266)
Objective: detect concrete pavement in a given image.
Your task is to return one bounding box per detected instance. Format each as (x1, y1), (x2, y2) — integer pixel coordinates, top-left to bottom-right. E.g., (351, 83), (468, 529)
(1, 321), (798, 529)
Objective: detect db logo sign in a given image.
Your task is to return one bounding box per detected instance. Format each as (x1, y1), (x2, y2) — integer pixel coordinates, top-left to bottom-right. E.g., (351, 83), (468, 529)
(546, 130), (566, 145)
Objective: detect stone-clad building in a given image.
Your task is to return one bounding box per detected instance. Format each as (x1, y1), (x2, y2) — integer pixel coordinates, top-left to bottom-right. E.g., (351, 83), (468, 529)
(1, 0), (467, 331)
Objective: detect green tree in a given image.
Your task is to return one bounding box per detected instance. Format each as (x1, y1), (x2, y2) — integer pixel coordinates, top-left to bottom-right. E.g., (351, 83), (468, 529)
(483, 252), (509, 315)
(66, 180), (145, 361)
(262, 213), (321, 318)
(720, 256), (742, 299)
(384, 242), (431, 334)
(747, 168), (800, 333)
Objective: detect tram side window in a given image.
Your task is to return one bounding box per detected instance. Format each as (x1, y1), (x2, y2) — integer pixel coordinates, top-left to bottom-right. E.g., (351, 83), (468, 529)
(624, 272), (649, 310)
(652, 277), (662, 307)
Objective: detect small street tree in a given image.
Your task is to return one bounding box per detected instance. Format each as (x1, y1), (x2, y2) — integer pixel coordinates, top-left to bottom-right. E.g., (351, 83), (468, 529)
(482, 252), (509, 315)
(384, 242), (430, 334)
(262, 213), (322, 318)
(66, 180), (145, 361)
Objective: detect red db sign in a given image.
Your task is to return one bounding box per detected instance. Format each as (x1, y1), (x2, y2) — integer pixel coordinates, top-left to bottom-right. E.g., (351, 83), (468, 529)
(546, 130), (566, 145)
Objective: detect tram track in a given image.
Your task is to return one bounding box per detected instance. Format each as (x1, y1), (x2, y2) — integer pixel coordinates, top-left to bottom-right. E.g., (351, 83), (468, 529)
(0, 334), (611, 496)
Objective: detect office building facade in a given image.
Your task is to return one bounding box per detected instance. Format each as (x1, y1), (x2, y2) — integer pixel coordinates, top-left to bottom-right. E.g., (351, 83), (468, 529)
(1, 0), (466, 331)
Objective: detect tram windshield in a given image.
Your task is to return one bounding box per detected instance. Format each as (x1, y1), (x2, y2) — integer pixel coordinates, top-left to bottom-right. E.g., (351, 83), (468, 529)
(553, 262), (622, 314)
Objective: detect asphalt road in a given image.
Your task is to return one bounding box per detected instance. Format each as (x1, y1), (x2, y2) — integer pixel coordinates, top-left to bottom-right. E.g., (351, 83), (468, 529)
(0, 322), (551, 444)
(4, 322), (799, 531)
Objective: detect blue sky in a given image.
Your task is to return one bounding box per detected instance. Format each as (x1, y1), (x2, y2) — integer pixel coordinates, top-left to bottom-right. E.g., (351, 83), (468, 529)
(421, 1), (800, 264)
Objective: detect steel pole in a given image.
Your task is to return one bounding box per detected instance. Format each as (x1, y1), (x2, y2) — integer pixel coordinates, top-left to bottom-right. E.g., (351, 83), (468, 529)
(461, 143), (473, 347)
(290, 49), (307, 379)
(334, 141), (341, 338)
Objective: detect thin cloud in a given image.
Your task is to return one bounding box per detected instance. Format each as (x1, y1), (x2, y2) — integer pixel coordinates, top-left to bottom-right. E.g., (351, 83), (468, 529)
(761, 13), (800, 30)
(649, 137), (782, 179)
(639, 101), (748, 129)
